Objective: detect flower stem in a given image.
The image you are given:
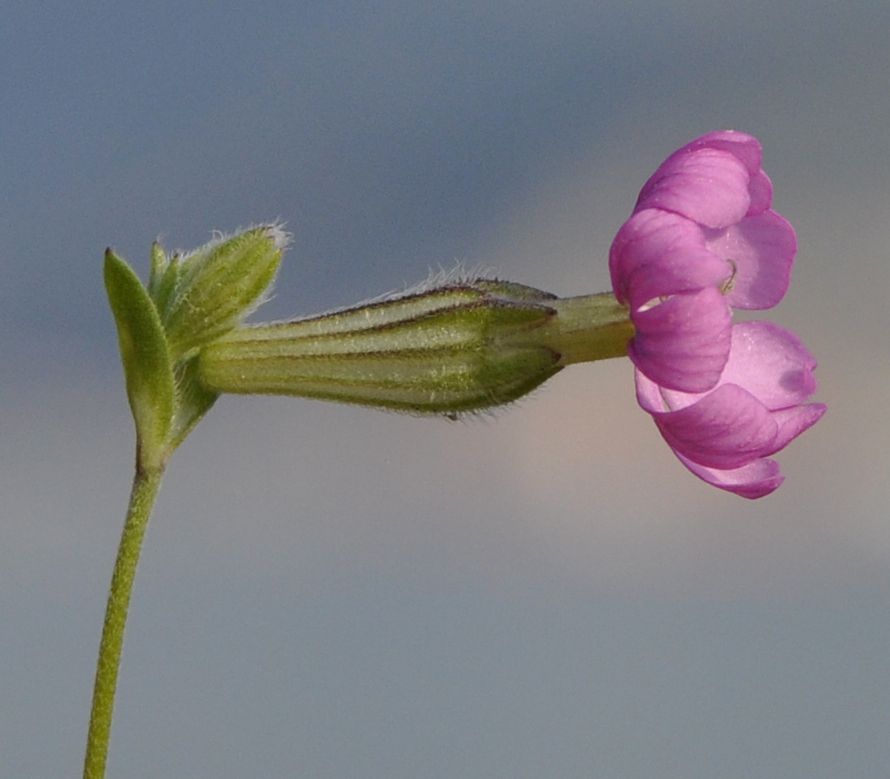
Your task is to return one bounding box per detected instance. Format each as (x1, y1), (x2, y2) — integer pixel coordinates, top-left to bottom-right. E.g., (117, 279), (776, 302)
(536, 292), (634, 366)
(83, 465), (164, 779)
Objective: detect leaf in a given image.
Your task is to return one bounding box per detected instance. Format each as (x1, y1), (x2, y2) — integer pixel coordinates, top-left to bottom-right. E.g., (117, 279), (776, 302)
(104, 248), (175, 469)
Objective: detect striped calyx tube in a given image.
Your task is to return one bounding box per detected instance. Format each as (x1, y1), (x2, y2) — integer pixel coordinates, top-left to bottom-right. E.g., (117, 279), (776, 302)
(196, 278), (634, 415)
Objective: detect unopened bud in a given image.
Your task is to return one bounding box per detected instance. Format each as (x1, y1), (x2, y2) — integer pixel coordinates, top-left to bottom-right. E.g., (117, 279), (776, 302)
(159, 225), (288, 360)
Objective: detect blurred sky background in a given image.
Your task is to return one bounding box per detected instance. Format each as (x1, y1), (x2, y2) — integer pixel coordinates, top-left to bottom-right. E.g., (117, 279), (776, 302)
(2, 1), (890, 777)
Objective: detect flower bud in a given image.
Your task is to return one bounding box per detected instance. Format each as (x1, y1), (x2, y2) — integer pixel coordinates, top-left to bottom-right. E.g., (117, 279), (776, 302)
(159, 225), (287, 360)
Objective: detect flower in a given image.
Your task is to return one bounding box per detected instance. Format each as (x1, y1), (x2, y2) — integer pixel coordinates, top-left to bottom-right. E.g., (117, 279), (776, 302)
(610, 131), (824, 497)
(609, 130), (797, 392)
(635, 321), (825, 498)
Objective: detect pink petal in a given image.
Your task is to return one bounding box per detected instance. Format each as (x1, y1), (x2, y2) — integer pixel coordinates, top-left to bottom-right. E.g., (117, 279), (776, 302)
(765, 403), (827, 456)
(635, 368), (708, 415)
(674, 451), (784, 499)
(649, 383), (778, 469)
(718, 322), (818, 409)
(704, 211), (796, 309)
(636, 148), (752, 229)
(609, 209), (730, 308)
(634, 368), (669, 413)
(678, 130), (763, 174)
(747, 170), (773, 214)
(629, 288), (731, 392)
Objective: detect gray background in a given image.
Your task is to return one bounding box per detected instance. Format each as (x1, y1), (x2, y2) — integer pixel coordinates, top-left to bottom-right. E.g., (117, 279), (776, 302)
(3, 2), (889, 777)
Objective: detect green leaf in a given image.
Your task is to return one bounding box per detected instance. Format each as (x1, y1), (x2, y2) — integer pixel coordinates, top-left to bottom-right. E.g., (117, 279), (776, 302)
(104, 248), (175, 469)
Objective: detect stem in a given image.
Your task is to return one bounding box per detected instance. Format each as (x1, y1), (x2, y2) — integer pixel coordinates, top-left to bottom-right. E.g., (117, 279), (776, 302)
(83, 465), (164, 779)
(531, 292), (634, 365)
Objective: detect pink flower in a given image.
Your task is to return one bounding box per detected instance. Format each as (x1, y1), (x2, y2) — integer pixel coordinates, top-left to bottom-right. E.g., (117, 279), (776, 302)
(635, 322), (825, 498)
(610, 132), (824, 497)
(610, 130), (797, 392)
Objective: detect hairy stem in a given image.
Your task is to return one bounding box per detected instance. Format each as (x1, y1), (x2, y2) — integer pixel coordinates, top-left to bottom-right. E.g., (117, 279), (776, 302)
(83, 465), (164, 779)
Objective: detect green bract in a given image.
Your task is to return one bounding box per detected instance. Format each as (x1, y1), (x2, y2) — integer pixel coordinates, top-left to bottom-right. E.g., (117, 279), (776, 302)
(105, 226), (286, 467)
(104, 249), (175, 471)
